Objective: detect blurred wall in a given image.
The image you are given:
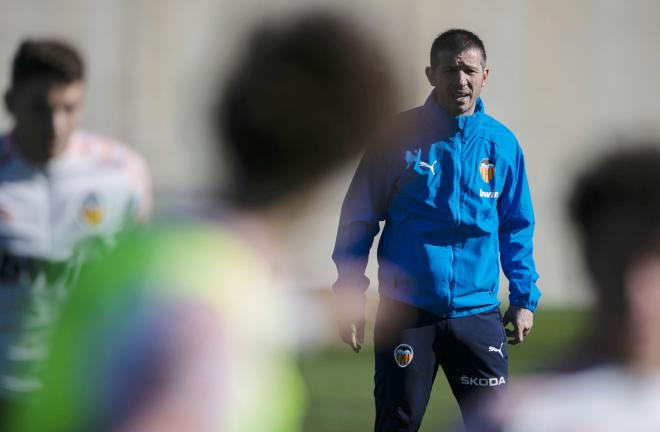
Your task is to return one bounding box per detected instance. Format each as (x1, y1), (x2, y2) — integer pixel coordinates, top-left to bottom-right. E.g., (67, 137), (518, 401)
(1, 0), (660, 306)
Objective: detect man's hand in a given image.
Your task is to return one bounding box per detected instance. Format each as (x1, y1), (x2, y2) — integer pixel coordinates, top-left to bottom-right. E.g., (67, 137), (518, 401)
(335, 291), (366, 353)
(502, 306), (533, 345)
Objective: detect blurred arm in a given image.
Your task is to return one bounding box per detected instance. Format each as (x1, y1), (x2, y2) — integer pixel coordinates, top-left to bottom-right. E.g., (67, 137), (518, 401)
(331, 140), (398, 351)
(498, 144), (540, 343)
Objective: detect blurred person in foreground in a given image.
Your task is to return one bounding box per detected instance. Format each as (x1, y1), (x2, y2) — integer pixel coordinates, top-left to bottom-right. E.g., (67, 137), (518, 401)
(10, 13), (395, 432)
(332, 28), (540, 431)
(473, 144), (660, 431)
(0, 39), (150, 417)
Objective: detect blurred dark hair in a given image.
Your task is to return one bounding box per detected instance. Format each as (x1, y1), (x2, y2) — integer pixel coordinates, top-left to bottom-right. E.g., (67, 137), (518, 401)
(10, 39), (84, 88)
(430, 29), (486, 69)
(218, 13), (395, 209)
(569, 144), (660, 333)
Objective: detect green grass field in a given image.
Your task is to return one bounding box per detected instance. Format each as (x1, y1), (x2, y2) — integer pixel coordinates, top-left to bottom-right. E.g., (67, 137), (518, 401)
(298, 308), (588, 432)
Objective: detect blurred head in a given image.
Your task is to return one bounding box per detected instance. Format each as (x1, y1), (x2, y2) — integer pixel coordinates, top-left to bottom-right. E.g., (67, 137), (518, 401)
(569, 144), (660, 366)
(425, 29), (489, 117)
(218, 13), (395, 209)
(4, 39), (85, 164)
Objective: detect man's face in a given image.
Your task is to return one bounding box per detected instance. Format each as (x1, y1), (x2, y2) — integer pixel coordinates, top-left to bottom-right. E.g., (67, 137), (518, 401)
(7, 78), (84, 164)
(425, 48), (489, 117)
(625, 252), (660, 368)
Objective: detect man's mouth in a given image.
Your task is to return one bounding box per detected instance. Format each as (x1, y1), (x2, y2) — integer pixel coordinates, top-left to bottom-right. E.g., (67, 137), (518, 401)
(451, 91), (470, 101)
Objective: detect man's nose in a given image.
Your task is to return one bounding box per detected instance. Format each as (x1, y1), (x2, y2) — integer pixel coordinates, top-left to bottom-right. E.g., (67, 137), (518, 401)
(456, 71), (468, 86)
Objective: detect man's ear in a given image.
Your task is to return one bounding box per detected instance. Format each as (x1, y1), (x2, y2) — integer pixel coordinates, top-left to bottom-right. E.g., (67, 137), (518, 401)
(481, 67), (490, 88)
(425, 66), (435, 86)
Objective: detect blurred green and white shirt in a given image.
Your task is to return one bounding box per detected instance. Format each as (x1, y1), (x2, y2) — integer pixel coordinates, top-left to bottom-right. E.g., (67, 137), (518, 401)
(0, 129), (150, 400)
(12, 222), (305, 432)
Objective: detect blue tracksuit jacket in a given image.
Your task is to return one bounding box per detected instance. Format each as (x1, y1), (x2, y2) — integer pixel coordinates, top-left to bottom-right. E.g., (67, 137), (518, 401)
(332, 93), (540, 317)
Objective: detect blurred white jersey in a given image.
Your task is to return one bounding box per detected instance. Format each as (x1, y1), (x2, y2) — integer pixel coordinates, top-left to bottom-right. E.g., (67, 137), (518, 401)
(0, 129), (151, 399)
(498, 366), (660, 432)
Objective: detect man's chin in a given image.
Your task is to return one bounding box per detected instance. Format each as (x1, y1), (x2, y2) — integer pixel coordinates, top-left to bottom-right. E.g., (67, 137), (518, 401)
(438, 97), (475, 117)
(454, 101), (476, 116)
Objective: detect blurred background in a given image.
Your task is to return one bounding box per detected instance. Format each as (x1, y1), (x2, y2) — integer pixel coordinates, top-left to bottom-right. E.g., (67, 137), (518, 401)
(1, 1), (659, 430)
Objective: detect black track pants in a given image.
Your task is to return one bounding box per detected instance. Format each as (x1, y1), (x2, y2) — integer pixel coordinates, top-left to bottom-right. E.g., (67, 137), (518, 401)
(373, 297), (508, 432)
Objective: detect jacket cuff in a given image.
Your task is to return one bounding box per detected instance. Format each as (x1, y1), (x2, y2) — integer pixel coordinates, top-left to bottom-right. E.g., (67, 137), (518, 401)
(509, 299), (538, 313)
(508, 281), (541, 312)
(332, 273), (369, 294)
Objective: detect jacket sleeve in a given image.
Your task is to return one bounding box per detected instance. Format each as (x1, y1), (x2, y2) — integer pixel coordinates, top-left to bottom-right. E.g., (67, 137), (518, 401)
(331, 140), (399, 296)
(497, 144), (541, 311)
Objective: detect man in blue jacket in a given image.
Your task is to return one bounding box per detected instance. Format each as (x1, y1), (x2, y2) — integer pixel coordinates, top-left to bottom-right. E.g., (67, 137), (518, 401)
(332, 29), (541, 431)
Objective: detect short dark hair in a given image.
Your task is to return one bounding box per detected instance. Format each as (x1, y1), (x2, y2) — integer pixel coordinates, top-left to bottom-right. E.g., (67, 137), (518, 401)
(218, 13), (395, 209)
(569, 144), (660, 315)
(10, 39), (84, 88)
(430, 29), (486, 69)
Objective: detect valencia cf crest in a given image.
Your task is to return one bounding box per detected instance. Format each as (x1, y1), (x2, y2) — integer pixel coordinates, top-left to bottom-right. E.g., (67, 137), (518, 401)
(479, 158), (496, 183)
(80, 193), (104, 228)
(394, 344), (414, 368)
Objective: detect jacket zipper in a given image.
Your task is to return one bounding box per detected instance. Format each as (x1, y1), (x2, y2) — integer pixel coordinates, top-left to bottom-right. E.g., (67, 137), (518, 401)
(448, 127), (464, 310)
(450, 125), (468, 309)
(457, 133), (462, 226)
(447, 246), (454, 310)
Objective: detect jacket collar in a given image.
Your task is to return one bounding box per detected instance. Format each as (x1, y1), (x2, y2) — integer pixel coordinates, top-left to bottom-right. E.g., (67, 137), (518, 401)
(422, 91), (484, 133)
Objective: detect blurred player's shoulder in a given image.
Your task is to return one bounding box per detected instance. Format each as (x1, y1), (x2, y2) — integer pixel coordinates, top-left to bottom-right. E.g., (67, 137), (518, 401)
(66, 129), (151, 220)
(67, 129), (146, 168)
